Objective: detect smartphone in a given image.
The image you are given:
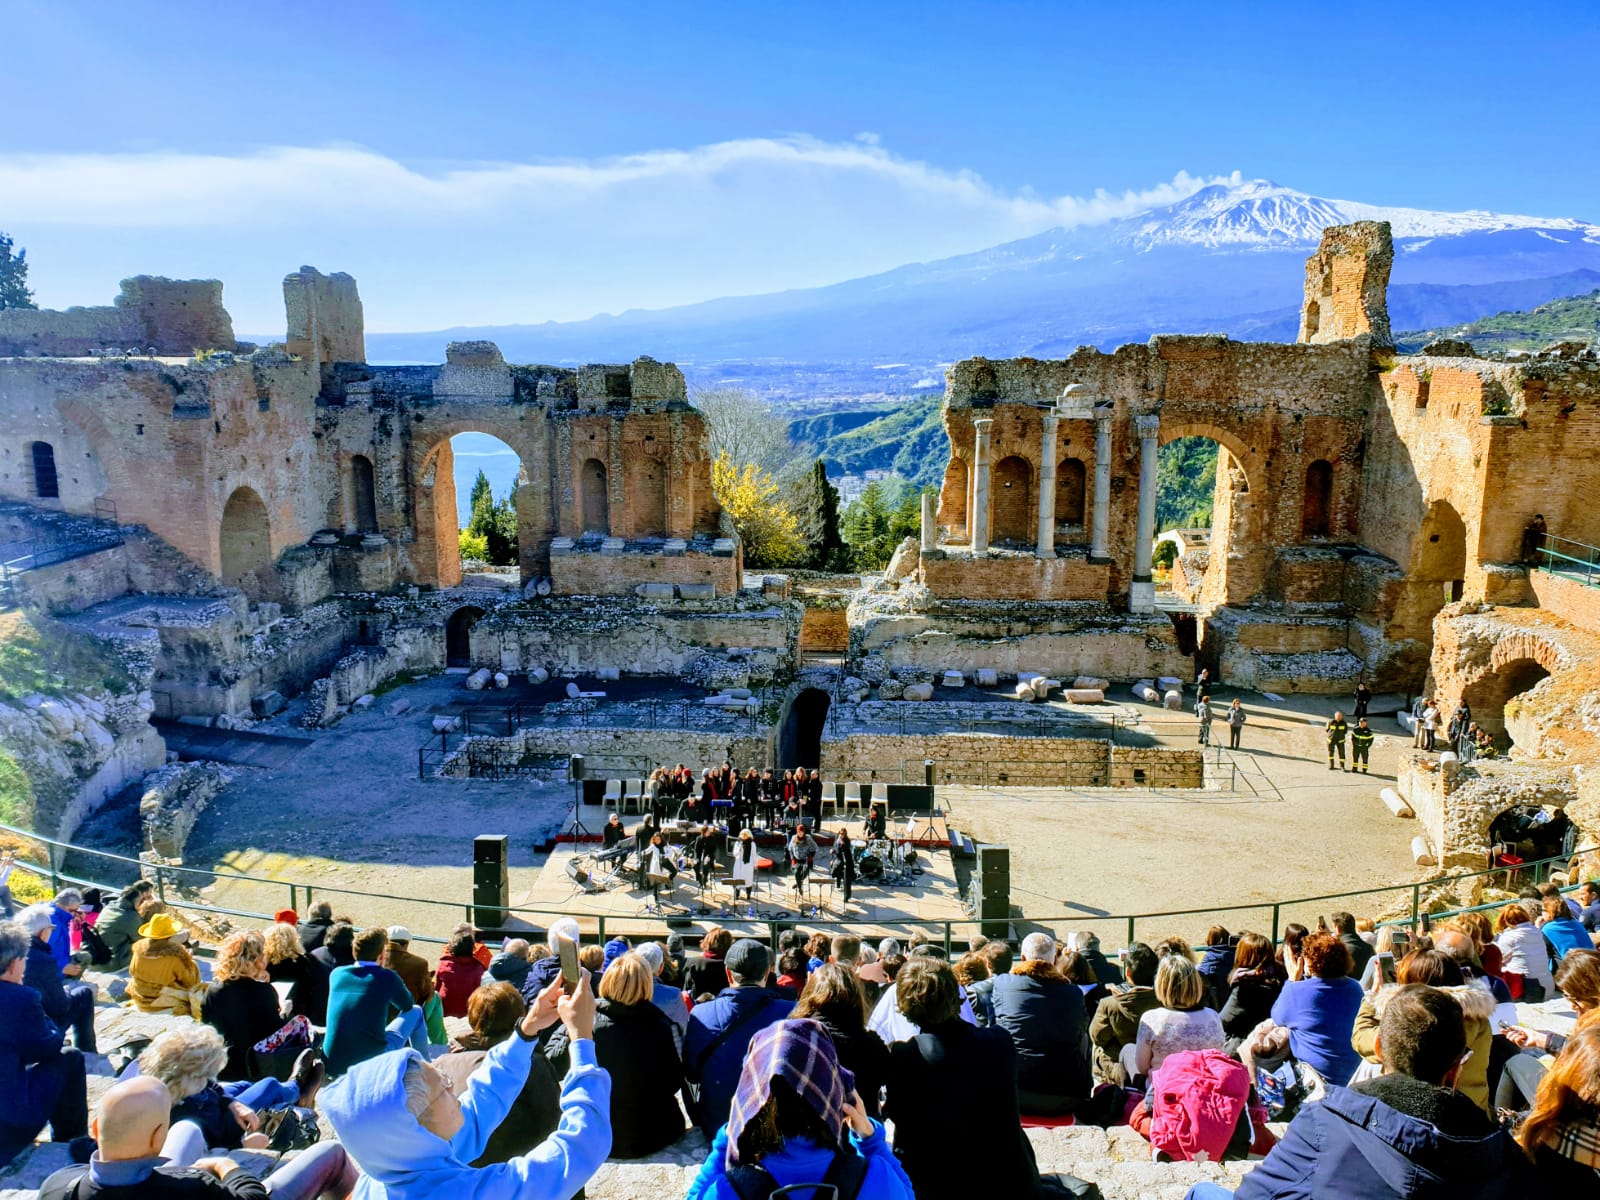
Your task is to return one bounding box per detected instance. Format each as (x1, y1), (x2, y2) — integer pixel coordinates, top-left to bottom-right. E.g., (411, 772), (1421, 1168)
(556, 934), (579, 995)
(1378, 953), (1397, 985)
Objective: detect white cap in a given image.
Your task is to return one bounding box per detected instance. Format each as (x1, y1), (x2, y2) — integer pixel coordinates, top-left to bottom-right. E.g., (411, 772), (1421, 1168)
(387, 925), (412, 944)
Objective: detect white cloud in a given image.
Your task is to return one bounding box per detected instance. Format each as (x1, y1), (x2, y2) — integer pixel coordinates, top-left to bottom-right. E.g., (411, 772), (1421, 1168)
(0, 138), (1237, 328)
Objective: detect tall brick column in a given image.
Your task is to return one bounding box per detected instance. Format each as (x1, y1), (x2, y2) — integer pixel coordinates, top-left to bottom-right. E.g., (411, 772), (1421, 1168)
(1091, 404), (1113, 563)
(971, 418), (994, 553)
(1036, 412), (1059, 558)
(1130, 413), (1160, 612)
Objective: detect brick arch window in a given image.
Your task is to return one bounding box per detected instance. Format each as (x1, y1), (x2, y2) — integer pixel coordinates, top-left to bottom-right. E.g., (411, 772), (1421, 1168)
(1056, 458), (1087, 526)
(1302, 459), (1333, 538)
(349, 454), (378, 533)
(31, 441), (59, 499)
(580, 458), (609, 534)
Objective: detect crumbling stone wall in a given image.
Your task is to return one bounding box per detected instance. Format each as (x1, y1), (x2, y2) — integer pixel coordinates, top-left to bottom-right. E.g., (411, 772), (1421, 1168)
(1397, 754), (1579, 868)
(0, 276), (237, 357)
(817, 732), (1203, 789)
(140, 762), (237, 862)
(283, 266), (364, 366)
(1297, 222), (1393, 346)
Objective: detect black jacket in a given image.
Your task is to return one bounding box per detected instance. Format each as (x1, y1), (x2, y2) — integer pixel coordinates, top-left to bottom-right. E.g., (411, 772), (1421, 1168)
(547, 997), (685, 1159)
(295, 918), (332, 955)
(1340, 933), (1375, 981)
(24, 938), (75, 1029)
(812, 1015), (890, 1119)
(886, 1019), (1042, 1199)
(434, 1034), (561, 1166)
(987, 963), (1092, 1105)
(682, 953), (729, 1000)
(200, 978), (283, 1081)
(39, 1163), (267, 1199)
(1218, 970), (1282, 1047)
(267, 953), (329, 1026)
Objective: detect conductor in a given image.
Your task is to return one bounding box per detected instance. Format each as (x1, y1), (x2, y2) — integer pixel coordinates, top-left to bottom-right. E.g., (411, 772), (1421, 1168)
(788, 823), (820, 892)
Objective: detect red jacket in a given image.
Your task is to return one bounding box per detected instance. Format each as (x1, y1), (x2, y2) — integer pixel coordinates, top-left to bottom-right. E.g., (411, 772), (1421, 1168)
(435, 954), (486, 1018)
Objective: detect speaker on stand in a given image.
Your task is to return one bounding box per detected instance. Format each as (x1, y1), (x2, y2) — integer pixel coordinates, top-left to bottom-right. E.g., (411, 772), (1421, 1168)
(568, 755), (592, 840)
(473, 834), (510, 929)
(974, 842), (1010, 940)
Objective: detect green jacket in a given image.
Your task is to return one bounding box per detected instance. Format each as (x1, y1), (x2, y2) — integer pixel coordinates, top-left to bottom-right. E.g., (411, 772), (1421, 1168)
(1326, 718), (1349, 742)
(1088, 984), (1160, 1084)
(1351, 726), (1375, 750)
(97, 896), (146, 971)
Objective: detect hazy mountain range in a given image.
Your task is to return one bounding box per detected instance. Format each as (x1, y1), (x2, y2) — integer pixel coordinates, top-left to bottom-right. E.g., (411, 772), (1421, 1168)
(363, 179), (1600, 405)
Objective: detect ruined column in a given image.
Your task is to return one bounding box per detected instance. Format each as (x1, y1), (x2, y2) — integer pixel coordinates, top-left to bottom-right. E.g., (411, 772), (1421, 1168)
(1090, 405), (1113, 562)
(1036, 413), (1059, 558)
(971, 418), (993, 553)
(1130, 413), (1160, 612)
(920, 490), (937, 553)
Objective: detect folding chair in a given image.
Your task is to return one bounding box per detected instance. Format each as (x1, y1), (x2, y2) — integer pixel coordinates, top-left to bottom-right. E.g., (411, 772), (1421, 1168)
(841, 782), (861, 816)
(869, 782), (888, 806)
(602, 778), (623, 808)
(821, 782), (841, 817)
(622, 778), (644, 815)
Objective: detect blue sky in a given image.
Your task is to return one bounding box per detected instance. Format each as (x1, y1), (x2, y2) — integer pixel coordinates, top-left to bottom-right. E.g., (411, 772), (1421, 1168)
(5, 1), (1598, 331)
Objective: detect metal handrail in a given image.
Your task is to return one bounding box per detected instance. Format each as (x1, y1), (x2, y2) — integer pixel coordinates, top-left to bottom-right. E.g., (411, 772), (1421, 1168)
(1535, 534), (1600, 587)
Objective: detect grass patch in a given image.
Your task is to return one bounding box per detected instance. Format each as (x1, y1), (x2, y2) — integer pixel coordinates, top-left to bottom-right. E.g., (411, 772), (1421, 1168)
(0, 610), (134, 703)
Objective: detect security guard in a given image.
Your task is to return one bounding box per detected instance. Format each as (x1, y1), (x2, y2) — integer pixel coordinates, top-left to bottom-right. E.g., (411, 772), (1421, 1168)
(1351, 716), (1375, 774)
(1326, 710), (1350, 771)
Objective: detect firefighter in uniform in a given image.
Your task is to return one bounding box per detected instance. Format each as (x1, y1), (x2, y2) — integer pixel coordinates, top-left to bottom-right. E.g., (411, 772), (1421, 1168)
(1326, 710), (1349, 771)
(1351, 716), (1375, 775)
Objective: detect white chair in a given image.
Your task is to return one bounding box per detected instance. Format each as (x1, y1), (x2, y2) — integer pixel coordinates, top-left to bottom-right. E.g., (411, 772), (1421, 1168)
(622, 778), (644, 814)
(819, 782), (839, 816)
(842, 782), (861, 814)
(602, 778), (623, 808)
(869, 782), (889, 805)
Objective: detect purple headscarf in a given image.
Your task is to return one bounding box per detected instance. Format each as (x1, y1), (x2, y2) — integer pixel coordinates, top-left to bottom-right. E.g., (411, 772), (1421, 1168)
(726, 1018), (853, 1166)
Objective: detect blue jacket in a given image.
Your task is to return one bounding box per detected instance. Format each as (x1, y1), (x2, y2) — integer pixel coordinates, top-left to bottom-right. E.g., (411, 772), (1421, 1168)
(1234, 1081), (1535, 1200)
(1271, 976), (1364, 1086)
(682, 987), (794, 1135)
(688, 1121), (915, 1200)
(321, 1034), (612, 1200)
(0, 979), (69, 1148)
(48, 904), (74, 971)
(24, 936), (73, 1028)
(1542, 916), (1592, 962)
(1198, 943), (1235, 1007)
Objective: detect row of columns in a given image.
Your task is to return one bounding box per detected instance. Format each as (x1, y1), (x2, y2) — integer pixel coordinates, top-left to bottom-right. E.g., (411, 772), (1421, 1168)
(922, 401), (1162, 612)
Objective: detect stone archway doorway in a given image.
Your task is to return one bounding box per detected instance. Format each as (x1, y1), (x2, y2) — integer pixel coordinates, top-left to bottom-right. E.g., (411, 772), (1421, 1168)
(778, 688), (831, 769)
(220, 486), (276, 600)
(445, 605), (485, 668)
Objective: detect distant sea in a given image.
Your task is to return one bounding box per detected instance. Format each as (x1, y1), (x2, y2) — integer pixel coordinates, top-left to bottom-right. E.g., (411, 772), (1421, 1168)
(450, 432), (520, 528)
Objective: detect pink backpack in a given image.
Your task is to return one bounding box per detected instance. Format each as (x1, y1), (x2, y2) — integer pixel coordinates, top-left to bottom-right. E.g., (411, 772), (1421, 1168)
(1148, 1049), (1250, 1163)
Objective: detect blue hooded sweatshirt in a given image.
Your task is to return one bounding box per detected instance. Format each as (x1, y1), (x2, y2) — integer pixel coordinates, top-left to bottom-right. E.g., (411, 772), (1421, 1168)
(320, 1032), (611, 1200)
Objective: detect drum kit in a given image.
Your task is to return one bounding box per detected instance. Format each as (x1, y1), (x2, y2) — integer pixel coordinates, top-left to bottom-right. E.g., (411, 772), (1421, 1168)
(855, 836), (921, 885)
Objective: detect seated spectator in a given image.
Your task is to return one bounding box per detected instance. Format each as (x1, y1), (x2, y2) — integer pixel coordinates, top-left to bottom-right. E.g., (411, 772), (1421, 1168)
(435, 982), (561, 1166)
(0, 920), (87, 1165)
(989, 932), (1091, 1114)
(435, 928), (487, 1018)
(1274, 923), (1309, 982)
(578, 944), (605, 974)
(1331, 911), (1375, 982)
(19, 903), (97, 1055)
(1090, 941), (1160, 1086)
(1452, 911), (1504, 979)
(311, 921), (356, 974)
(868, 949), (976, 1044)
(687, 1019), (914, 1200)
(1516, 1020), (1600, 1186)
(1068, 930), (1125, 985)
(804, 932), (830, 973)
(126, 911), (203, 1017)
(1495, 948), (1600, 1113)
(1217, 932), (1281, 1054)
(136, 1024), (323, 1159)
(1356, 926), (1412, 991)
(1537, 881), (1581, 921)
(44, 889), (81, 972)
(774, 948), (808, 997)
(521, 917), (581, 1001)
(1197, 926), (1235, 1008)
(795, 963), (891, 1120)
(1132, 954), (1224, 1082)
(952, 951), (991, 1015)
(547, 953), (684, 1159)
(1539, 895), (1595, 961)
(95, 880), (155, 972)
(1269, 930), (1364, 1086)
(1197, 985), (1535, 1200)
(488, 938), (534, 993)
(635, 941), (689, 1051)
(885, 959), (1046, 1198)
(1352, 949), (1495, 1113)
(37, 1075), (357, 1200)
(854, 937), (897, 992)
(1494, 903), (1555, 1001)
(1059, 949), (1110, 1022)
(264, 920), (330, 1026)
(684, 927), (735, 1001)
(323, 927), (428, 1076)
(1155, 935), (1196, 962)
(383, 926), (436, 1007)
(683, 938), (795, 1136)
(1433, 928), (1512, 1005)
(1575, 880), (1600, 933)
(322, 969), (612, 1200)
(296, 900), (335, 955)
(963, 939), (1010, 1027)
(200, 930), (288, 1081)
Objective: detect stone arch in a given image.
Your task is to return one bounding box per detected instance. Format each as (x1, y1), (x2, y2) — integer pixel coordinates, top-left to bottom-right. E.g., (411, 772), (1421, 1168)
(445, 605), (485, 667)
(30, 441), (59, 500)
(941, 457), (969, 532)
(634, 453), (668, 537)
(777, 687), (831, 769)
(349, 454), (378, 533)
(1156, 424), (1259, 606)
(220, 486), (277, 600)
(1414, 499), (1468, 605)
(1156, 422), (1260, 495)
(414, 426), (532, 589)
(1459, 630), (1569, 739)
(580, 458), (609, 535)
(1056, 457), (1087, 527)
(991, 455), (1033, 545)
(1302, 459), (1333, 539)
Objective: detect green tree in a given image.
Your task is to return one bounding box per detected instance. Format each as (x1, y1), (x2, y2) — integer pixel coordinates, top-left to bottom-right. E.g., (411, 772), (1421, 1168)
(0, 232), (36, 311)
(795, 459), (849, 572)
(463, 470), (518, 565)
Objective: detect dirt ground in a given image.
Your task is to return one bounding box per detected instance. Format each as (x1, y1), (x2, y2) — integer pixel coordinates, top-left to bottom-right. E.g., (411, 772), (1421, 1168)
(75, 676), (1425, 949)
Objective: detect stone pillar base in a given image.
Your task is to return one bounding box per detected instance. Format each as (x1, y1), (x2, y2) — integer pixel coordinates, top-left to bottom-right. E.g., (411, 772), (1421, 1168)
(1129, 580), (1156, 612)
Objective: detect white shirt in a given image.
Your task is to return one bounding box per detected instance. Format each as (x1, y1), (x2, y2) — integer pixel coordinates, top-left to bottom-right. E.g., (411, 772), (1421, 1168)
(868, 981), (978, 1044)
(1495, 923), (1555, 989)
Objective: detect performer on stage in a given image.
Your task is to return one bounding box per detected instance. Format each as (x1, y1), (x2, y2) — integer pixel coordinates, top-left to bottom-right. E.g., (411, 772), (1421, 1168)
(691, 822), (722, 888)
(804, 768), (825, 827)
(865, 800), (887, 839)
(731, 827), (758, 904)
(759, 768), (779, 829)
(602, 811), (627, 850)
(831, 827), (858, 907)
(788, 823), (820, 897)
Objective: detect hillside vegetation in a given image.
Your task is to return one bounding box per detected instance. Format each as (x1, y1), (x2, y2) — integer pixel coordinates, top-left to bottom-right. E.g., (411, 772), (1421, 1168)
(1396, 288), (1600, 354)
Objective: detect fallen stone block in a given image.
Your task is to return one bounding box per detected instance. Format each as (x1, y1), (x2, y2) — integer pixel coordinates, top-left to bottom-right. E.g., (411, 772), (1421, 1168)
(1014, 682), (1038, 701)
(678, 583), (716, 600)
(250, 691), (286, 719)
(1133, 683), (1160, 704)
(492, 672), (509, 689)
(725, 687), (753, 699)
(1412, 835), (1435, 867)
(465, 668), (492, 690)
(387, 698), (412, 716)
(1157, 676), (1183, 692)
(1073, 676), (1110, 691)
(535, 578), (552, 596)
(1380, 788), (1415, 818)
(528, 667), (549, 685)
(636, 582), (675, 600)
(1163, 689), (1183, 709)
(175, 714), (214, 728)
(878, 679), (904, 700)
(941, 670), (966, 688)
(432, 716), (460, 733)
(352, 693), (375, 709)
(566, 681), (581, 699)
(1065, 688), (1105, 704)
(903, 682), (934, 701)
(596, 666), (621, 682)
(975, 668), (998, 688)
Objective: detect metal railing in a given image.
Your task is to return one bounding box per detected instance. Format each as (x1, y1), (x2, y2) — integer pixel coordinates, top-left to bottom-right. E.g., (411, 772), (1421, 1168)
(1, 818), (1576, 957)
(1535, 534), (1600, 588)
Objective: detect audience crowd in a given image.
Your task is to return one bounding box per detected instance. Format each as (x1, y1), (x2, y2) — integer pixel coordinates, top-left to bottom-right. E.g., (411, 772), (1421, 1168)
(3, 863), (1600, 1200)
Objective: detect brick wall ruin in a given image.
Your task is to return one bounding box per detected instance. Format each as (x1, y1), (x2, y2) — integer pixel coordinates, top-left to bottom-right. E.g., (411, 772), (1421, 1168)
(0, 276), (237, 358)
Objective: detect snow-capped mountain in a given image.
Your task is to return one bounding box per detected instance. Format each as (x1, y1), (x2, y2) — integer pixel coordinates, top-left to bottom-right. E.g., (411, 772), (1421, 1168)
(365, 179), (1600, 395)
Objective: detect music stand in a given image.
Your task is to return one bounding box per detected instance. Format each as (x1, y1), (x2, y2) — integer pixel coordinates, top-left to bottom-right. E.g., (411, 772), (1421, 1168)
(644, 871), (675, 914)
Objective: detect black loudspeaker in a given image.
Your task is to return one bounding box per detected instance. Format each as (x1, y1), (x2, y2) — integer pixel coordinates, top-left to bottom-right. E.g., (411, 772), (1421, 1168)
(975, 843), (1010, 937)
(473, 835), (509, 928)
(924, 759), (935, 788)
(569, 754), (585, 781)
